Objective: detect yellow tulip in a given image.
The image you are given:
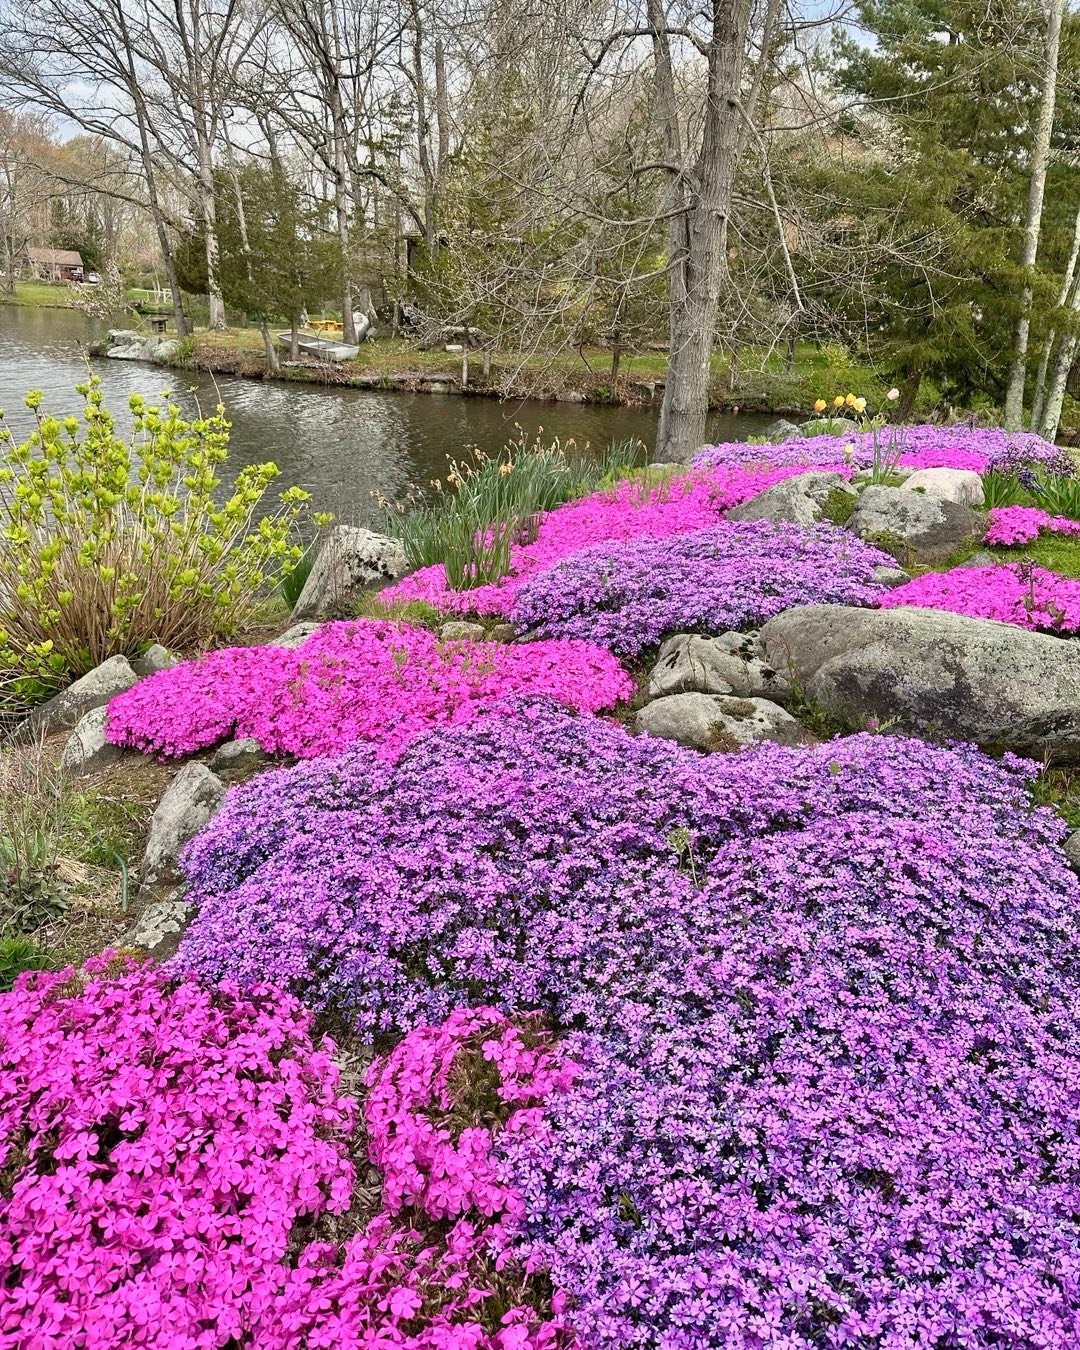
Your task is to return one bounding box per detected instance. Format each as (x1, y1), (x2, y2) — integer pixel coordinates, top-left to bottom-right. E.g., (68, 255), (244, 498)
(833, 396), (845, 408)
(845, 393), (857, 407)
(813, 399), (827, 413)
(853, 397), (867, 413)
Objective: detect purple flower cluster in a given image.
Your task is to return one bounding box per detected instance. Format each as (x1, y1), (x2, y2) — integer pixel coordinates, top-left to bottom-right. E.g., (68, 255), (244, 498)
(511, 521), (892, 654)
(175, 703), (1080, 1346)
(692, 425), (1064, 477)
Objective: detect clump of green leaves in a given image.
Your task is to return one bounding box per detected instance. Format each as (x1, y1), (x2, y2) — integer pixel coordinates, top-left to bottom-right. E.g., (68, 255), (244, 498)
(821, 487), (857, 526)
(0, 934), (54, 992)
(0, 379), (327, 711)
(381, 430), (641, 591)
(0, 742), (67, 937)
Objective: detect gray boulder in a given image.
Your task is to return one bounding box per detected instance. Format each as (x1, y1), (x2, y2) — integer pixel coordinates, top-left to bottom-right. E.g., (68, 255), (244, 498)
(125, 894), (194, 960)
(60, 706), (127, 777)
(271, 622), (320, 648)
(901, 467), (985, 507)
(761, 418), (800, 442)
(210, 737), (272, 776)
(439, 621), (486, 643)
(846, 485), (982, 565)
(871, 565), (909, 589)
(637, 692), (810, 751)
(488, 623), (517, 644)
(726, 471), (856, 527)
(29, 655), (138, 735)
(131, 643), (178, 677)
(760, 603), (1080, 761)
(142, 763), (225, 885)
(646, 631), (784, 700)
(290, 526), (407, 622)
(956, 551), (998, 570)
(1064, 830), (1080, 873)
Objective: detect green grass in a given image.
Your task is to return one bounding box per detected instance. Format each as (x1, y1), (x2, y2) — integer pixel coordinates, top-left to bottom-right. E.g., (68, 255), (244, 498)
(187, 328), (925, 415)
(0, 280), (77, 308)
(989, 535), (1080, 579)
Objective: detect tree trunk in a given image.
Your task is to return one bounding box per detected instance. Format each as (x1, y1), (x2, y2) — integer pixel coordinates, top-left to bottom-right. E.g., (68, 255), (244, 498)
(611, 338), (622, 381)
(650, 0), (753, 462)
(1003, 0), (1065, 429)
(290, 313), (300, 361)
(1032, 202), (1080, 431)
(897, 368), (922, 422)
(197, 152), (226, 329)
(258, 317), (281, 374)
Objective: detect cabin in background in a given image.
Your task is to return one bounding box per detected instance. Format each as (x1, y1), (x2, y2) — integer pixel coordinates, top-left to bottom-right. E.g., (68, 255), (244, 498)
(20, 247), (84, 282)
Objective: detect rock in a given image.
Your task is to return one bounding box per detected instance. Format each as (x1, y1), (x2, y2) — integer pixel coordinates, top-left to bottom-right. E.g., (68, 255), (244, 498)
(726, 471), (856, 527)
(646, 632), (784, 700)
(105, 331), (177, 364)
(761, 418), (800, 442)
(643, 462), (682, 476)
(125, 894), (194, 960)
(871, 564), (909, 589)
(29, 655), (138, 735)
(798, 416), (861, 437)
(271, 622), (320, 648)
(149, 339), (180, 364)
(637, 692), (810, 752)
(60, 707), (127, 777)
(142, 763), (225, 885)
(901, 467), (985, 507)
(845, 485), (983, 565)
(290, 526), (407, 622)
(1064, 830), (1080, 873)
(759, 603), (1080, 762)
(427, 382), (451, 395)
(487, 623), (517, 643)
(210, 738), (271, 775)
(439, 621), (486, 642)
(956, 550), (998, 570)
(131, 643), (178, 677)
(556, 390), (586, 403)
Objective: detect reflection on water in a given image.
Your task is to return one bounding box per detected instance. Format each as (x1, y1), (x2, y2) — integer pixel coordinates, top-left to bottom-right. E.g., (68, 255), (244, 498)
(0, 307), (772, 527)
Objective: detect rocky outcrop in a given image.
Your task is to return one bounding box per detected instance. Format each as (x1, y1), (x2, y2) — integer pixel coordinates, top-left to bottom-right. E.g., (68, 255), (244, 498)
(130, 644), (178, 677)
(105, 330), (180, 364)
(901, 467), (985, 507)
(290, 526), (407, 621)
(271, 622), (320, 648)
(210, 738), (272, 776)
(125, 894), (195, 960)
(142, 763), (225, 886)
(646, 631), (784, 700)
(29, 655), (138, 735)
(637, 692), (810, 751)
(760, 603), (1080, 761)
(439, 621), (486, 642)
(726, 472), (855, 527)
(845, 486), (982, 565)
(60, 707), (128, 777)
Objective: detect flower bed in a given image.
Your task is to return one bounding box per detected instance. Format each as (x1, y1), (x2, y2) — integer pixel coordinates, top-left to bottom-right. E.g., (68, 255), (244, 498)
(881, 563), (1080, 632)
(983, 504), (1080, 546)
(382, 463), (850, 617)
(511, 520), (892, 655)
(173, 705), (1080, 1346)
(692, 424), (1062, 475)
(0, 957), (572, 1348)
(105, 618), (632, 759)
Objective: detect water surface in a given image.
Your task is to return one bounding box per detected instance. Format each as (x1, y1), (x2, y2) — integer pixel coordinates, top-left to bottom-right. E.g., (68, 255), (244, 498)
(0, 307), (772, 525)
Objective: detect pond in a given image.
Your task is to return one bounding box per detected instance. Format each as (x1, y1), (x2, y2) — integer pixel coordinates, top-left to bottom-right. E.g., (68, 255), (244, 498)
(0, 306), (773, 525)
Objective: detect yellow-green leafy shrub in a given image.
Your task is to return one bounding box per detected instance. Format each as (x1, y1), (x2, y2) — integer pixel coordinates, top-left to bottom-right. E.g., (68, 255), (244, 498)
(0, 379), (321, 709)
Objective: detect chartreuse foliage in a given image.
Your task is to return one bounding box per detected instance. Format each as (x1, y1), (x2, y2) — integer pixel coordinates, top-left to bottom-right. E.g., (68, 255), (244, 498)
(0, 380), (324, 710)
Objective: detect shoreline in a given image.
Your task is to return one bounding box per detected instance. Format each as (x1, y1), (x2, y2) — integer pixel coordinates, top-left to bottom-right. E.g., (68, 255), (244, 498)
(95, 330), (821, 417)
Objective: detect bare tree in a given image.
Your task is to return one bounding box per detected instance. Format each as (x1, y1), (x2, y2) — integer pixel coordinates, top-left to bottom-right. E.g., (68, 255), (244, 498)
(1004, 0), (1065, 430)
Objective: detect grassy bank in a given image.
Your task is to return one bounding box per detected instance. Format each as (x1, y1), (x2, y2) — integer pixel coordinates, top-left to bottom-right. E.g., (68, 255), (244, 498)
(177, 326), (926, 415)
(0, 279), (79, 308)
